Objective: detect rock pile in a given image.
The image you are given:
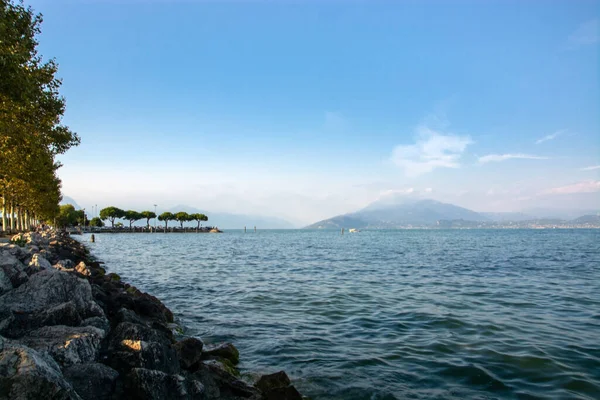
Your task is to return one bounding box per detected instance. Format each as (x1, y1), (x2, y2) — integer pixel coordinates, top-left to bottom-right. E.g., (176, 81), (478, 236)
(0, 230), (303, 400)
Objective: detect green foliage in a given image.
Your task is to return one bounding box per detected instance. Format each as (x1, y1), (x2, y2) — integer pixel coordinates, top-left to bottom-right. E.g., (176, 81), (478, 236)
(55, 204), (83, 227)
(99, 206), (125, 228)
(158, 212), (174, 229)
(10, 236), (27, 247)
(123, 210), (143, 229)
(140, 210), (157, 228)
(0, 0), (79, 225)
(89, 217), (104, 227)
(190, 213), (208, 229)
(175, 211), (190, 228)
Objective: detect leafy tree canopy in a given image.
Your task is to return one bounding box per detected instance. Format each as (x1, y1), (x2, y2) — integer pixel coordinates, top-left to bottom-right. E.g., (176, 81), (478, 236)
(89, 217), (104, 227)
(158, 212), (174, 221)
(99, 206), (125, 228)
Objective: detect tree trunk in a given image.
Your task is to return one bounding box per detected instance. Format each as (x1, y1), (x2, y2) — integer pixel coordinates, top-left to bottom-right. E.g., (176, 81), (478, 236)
(10, 202), (15, 232)
(16, 207), (21, 231)
(1, 195), (6, 233)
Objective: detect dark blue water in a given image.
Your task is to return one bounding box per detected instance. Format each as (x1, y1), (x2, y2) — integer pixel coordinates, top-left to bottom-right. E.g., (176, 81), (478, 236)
(82, 229), (600, 399)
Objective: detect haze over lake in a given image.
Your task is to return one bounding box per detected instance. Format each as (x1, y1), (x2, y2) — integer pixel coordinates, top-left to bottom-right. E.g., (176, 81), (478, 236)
(84, 229), (600, 400)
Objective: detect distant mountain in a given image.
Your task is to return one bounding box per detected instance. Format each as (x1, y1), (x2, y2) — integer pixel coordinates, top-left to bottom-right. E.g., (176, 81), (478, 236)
(522, 208), (600, 220)
(60, 195), (81, 210)
(570, 214), (600, 224)
(481, 212), (536, 222)
(166, 205), (295, 229)
(305, 197), (489, 229)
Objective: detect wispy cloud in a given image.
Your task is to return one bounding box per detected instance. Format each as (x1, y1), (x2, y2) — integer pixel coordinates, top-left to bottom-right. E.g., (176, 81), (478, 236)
(391, 126), (472, 177)
(478, 154), (549, 164)
(542, 180), (600, 195)
(581, 165), (600, 171)
(535, 129), (566, 144)
(568, 19), (600, 47)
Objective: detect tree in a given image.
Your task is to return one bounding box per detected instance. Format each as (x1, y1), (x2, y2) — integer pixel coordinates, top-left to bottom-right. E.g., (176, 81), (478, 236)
(74, 209), (87, 226)
(175, 212), (190, 229)
(55, 204), (79, 227)
(1, 0), (80, 232)
(89, 217), (104, 227)
(99, 206), (125, 228)
(140, 211), (156, 229)
(190, 213), (208, 231)
(123, 210), (143, 230)
(158, 212), (174, 232)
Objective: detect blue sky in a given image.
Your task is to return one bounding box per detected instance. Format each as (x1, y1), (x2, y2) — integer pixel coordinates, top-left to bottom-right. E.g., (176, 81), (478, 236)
(28, 0), (599, 225)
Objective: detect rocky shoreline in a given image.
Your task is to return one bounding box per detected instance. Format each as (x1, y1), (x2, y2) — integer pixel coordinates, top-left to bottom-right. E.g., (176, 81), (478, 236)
(0, 230), (303, 399)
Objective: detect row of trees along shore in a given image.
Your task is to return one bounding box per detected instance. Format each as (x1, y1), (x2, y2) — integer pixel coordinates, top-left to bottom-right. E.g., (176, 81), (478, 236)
(0, 0), (80, 233)
(98, 207), (209, 231)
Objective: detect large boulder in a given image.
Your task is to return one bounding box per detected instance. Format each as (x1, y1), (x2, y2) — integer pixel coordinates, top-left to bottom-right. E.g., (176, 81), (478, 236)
(107, 322), (179, 375)
(0, 340), (81, 399)
(62, 363), (119, 400)
(188, 361), (261, 400)
(0, 251), (27, 291)
(92, 281), (173, 324)
(255, 371), (302, 400)
(124, 368), (205, 400)
(21, 325), (106, 367)
(202, 343), (240, 365)
(0, 269), (13, 296)
(0, 270), (104, 338)
(0, 244), (28, 262)
(174, 337), (204, 370)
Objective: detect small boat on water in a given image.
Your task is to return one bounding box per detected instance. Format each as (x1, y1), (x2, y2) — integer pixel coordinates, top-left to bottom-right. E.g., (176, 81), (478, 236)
(348, 228), (360, 233)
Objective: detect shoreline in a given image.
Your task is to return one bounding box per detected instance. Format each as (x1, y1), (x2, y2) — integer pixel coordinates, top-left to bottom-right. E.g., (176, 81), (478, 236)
(0, 230), (303, 399)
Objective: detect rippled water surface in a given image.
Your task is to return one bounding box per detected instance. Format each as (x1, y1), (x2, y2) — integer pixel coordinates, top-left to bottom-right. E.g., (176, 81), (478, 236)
(82, 229), (600, 399)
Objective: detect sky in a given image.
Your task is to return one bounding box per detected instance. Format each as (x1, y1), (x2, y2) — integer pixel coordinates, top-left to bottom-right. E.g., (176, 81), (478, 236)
(26, 0), (600, 226)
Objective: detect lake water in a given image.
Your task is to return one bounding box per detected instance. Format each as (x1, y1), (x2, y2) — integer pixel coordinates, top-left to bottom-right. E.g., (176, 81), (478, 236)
(81, 229), (600, 400)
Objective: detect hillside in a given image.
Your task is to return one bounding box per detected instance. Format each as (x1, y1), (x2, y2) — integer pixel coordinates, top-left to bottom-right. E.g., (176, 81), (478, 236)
(305, 198), (488, 229)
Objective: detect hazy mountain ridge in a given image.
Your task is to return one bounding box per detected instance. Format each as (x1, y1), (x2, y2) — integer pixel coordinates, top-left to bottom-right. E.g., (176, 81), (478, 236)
(59, 196), (82, 210)
(304, 197), (600, 229)
(167, 205), (295, 229)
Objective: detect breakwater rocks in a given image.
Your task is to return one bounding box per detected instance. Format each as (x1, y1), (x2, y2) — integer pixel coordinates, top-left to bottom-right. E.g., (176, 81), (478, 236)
(0, 231), (303, 400)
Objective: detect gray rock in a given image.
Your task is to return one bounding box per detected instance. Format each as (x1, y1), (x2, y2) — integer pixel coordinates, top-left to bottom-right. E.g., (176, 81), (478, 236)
(0, 270), (104, 338)
(0, 252), (20, 269)
(107, 322), (179, 375)
(82, 316), (110, 333)
(26, 245), (40, 255)
(0, 244), (27, 262)
(63, 363), (119, 400)
(28, 253), (52, 270)
(202, 342), (240, 365)
(174, 337), (204, 369)
(124, 368), (204, 400)
(0, 270), (102, 317)
(0, 268), (13, 296)
(0, 341), (81, 399)
(188, 360), (261, 399)
(21, 325), (106, 366)
(0, 252), (27, 291)
(255, 371), (302, 400)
